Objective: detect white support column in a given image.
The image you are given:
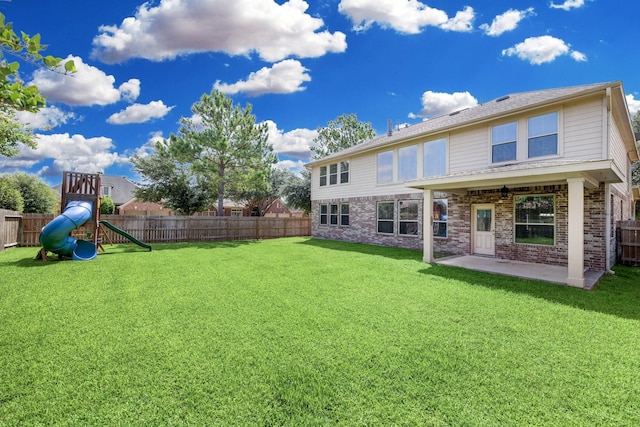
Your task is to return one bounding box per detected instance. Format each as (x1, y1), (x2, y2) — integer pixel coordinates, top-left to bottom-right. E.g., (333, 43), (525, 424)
(423, 189), (434, 263)
(567, 178), (585, 288)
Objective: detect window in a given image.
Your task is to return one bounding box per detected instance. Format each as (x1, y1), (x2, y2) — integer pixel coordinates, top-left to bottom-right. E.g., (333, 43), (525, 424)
(528, 112), (558, 158)
(102, 186), (110, 197)
(399, 200), (419, 236)
(231, 208), (243, 217)
(320, 204), (328, 225)
(377, 201), (394, 234)
(398, 145), (417, 181)
(320, 162), (348, 186)
(433, 199), (448, 238)
(424, 138), (447, 178)
(340, 204), (350, 226)
(340, 161), (349, 184)
(377, 151), (393, 184)
(492, 122), (517, 163)
(330, 204), (339, 225)
(329, 164), (338, 185)
(514, 195), (555, 245)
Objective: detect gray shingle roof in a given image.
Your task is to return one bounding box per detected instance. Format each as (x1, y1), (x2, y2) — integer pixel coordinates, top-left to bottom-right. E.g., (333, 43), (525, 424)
(307, 81), (620, 166)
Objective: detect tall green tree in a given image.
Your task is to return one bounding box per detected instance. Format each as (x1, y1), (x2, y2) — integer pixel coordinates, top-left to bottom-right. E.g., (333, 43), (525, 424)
(0, 178), (23, 211)
(310, 113), (376, 160)
(282, 169), (311, 215)
(232, 167), (298, 216)
(169, 90), (278, 216)
(0, 172), (56, 213)
(0, 13), (76, 157)
(131, 140), (217, 216)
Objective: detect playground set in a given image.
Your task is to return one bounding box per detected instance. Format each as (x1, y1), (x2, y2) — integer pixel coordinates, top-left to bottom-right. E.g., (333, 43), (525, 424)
(37, 171), (151, 261)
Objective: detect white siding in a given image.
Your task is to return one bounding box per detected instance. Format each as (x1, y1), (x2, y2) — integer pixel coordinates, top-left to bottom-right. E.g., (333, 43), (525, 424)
(311, 154), (422, 201)
(610, 116), (629, 196)
(562, 97), (604, 161)
(449, 126), (488, 174)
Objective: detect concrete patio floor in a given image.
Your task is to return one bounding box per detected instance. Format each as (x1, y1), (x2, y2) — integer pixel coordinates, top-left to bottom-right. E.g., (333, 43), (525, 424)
(434, 255), (604, 289)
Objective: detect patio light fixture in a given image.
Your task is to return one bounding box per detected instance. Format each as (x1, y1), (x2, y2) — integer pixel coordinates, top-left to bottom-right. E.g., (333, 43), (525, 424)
(500, 185), (510, 199)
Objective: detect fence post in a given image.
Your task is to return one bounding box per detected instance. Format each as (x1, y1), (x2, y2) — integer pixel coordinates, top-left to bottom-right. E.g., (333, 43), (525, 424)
(0, 210), (6, 250)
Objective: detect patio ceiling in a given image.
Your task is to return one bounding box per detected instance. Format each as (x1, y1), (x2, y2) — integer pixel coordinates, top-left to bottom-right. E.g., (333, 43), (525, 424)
(405, 159), (623, 194)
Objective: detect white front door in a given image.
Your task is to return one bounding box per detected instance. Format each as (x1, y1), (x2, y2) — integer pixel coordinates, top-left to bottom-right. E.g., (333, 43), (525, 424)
(472, 204), (495, 256)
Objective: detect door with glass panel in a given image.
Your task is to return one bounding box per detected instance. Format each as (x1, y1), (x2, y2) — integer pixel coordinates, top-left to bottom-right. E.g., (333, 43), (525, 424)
(472, 204), (495, 256)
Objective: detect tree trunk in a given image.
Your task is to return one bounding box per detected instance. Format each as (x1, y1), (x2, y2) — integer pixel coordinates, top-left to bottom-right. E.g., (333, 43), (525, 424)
(217, 180), (225, 216)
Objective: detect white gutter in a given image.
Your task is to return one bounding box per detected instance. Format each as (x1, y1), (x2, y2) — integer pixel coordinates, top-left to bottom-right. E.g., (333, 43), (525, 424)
(605, 86), (614, 274)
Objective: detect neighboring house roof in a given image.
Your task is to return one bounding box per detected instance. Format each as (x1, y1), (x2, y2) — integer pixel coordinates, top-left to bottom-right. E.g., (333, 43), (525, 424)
(52, 174), (139, 206)
(99, 175), (139, 205)
(307, 81), (637, 166)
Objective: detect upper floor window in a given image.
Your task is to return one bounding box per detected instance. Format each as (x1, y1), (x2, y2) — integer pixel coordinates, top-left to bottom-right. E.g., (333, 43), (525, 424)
(492, 122), (517, 163)
(340, 161), (349, 184)
(398, 145), (417, 181)
(101, 185), (111, 197)
(329, 164), (338, 185)
(424, 138), (447, 178)
(377, 151), (394, 184)
(319, 161), (349, 187)
(528, 112), (558, 158)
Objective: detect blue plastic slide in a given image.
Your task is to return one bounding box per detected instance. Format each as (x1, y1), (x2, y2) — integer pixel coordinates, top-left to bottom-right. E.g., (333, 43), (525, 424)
(39, 200), (97, 261)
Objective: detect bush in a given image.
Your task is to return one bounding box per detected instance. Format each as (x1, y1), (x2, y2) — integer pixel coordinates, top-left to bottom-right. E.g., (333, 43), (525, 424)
(100, 196), (115, 214)
(0, 172), (55, 213)
(0, 180), (24, 211)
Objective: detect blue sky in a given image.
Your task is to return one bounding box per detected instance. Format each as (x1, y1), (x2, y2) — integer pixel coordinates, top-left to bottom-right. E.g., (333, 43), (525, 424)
(2, 0), (639, 185)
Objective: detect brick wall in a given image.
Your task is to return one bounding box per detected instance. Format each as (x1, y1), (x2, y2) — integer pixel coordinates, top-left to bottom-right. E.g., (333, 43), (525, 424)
(313, 183), (626, 271)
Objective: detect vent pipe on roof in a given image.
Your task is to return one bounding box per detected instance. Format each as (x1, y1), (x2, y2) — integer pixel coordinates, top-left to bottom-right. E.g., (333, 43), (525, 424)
(387, 119), (393, 137)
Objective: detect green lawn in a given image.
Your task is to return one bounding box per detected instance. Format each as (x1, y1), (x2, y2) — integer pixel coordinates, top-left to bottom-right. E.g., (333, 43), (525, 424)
(1, 237), (639, 426)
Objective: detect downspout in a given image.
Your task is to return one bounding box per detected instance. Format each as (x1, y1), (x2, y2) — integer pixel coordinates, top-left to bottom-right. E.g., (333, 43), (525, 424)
(604, 87), (615, 274)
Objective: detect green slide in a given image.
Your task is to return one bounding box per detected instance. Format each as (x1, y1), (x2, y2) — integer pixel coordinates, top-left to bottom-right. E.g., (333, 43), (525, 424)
(99, 220), (152, 251)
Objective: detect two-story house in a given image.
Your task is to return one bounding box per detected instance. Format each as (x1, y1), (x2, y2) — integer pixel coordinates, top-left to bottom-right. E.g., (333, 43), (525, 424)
(307, 81), (639, 288)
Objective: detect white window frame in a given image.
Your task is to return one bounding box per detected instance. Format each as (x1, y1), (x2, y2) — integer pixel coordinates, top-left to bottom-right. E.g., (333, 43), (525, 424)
(491, 121), (517, 164)
(377, 151), (394, 184)
(528, 112), (559, 159)
(514, 194), (556, 245)
(398, 200), (419, 236)
(377, 201), (395, 234)
(433, 199), (448, 238)
(398, 145), (418, 181)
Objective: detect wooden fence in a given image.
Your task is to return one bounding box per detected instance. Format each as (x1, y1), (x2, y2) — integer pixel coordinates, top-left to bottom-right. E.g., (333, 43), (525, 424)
(618, 220), (640, 266)
(0, 209), (22, 251)
(19, 214), (311, 247)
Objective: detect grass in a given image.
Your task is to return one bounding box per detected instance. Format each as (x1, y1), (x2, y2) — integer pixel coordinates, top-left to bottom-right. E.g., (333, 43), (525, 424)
(1, 237), (639, 426)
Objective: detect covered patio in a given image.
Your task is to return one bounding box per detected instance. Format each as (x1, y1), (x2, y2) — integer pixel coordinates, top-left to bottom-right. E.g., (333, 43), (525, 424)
(407, 159), (624, 289)
(435, 255), (604, 289)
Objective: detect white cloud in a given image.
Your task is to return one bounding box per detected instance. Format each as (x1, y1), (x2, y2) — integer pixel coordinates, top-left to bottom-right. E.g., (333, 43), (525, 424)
(409, 90), (478, 119)
(275, 159), (306, 175)
(30, 55), (141, 106)
(480, 8), (535, 37)
(550, 0), (585, 11)
(0, 133), (127, 177)
(107, 100), (174, 124)
(119, 79), (141, 102)
(626, 94), (640, 116)
(214, 60), (311, 96)
(91, 0), (347, 64)
(264, 120), (317, 159)
(501, 35), (586, 65)
(440, 6), (475, 32)
(570, 50), (587, 62)
(15, 106), (77, 130)
(338, 0), (474, 34)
